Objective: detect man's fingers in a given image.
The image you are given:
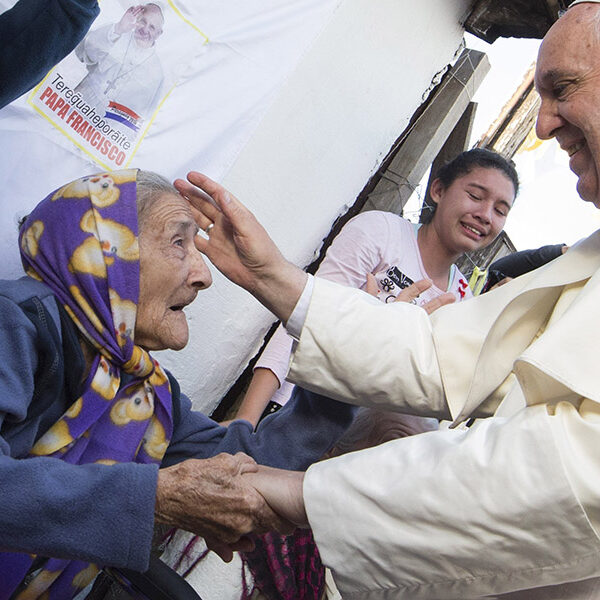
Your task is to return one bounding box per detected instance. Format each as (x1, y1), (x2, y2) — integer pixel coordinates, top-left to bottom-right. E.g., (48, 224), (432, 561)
(254, 504), (296, 535)
(205, 535), (256, 562)
(422, 292), (455, 314)
(394, 279), (433, 304)
(186, 172), (228, 201)
(185, 172), (235, 215)
(174, 179), (220, 219)
(185, 172), (253, 230)
(190, 205), (213, 234)
(227, 535), (256, 553)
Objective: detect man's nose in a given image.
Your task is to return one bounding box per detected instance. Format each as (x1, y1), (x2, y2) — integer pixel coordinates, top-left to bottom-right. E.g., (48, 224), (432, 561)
(189, 252), (212, 290)
(536, 97), (561, 140)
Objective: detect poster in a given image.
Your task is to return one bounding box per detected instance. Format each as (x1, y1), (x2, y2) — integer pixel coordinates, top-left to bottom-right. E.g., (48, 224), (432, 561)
(0, 0), (341, 184)
(28, 1), (208, 170)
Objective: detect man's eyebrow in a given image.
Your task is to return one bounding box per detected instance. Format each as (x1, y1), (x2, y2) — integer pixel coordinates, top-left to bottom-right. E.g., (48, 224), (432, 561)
(537, 68), (573, 86)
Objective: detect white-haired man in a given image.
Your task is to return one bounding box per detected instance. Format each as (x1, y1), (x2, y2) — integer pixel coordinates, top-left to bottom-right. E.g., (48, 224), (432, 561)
(175, 1), (600, 598)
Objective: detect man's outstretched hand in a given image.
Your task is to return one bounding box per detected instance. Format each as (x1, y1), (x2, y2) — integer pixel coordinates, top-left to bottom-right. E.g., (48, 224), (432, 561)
(174, 172), (307, 323)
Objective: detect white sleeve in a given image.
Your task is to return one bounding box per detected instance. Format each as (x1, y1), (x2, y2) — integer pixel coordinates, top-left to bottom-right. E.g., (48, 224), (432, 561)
(304, 403), (600, 599)
(268, 211), (394, 383)
(288, 277), (450, 418)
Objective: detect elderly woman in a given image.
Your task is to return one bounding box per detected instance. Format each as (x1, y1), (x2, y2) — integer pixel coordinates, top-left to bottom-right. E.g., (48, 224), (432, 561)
(0, 169), (354, 599)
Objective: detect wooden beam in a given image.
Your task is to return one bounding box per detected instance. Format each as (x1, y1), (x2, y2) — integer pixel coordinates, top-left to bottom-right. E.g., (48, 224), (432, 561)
(420, 101), (478, 222)
(362, 49), (490, 215)
(476, 63), (540, 159)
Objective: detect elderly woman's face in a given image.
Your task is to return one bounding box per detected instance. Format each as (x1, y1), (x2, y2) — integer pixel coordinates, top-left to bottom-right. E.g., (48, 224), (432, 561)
(135, 193), (212, 350)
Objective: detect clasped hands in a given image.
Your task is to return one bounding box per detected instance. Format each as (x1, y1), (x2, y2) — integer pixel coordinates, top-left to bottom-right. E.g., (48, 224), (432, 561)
(155, 453), (306, 562)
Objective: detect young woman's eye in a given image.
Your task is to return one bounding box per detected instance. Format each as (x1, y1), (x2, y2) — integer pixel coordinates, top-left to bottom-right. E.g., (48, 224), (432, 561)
(467, 191), (480, 201)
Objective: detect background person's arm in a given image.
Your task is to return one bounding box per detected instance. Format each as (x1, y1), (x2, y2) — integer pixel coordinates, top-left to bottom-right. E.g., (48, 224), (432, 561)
(0, 0), (99, 108)
(233, 367), (282, 427)
(164, 387), (356, 472)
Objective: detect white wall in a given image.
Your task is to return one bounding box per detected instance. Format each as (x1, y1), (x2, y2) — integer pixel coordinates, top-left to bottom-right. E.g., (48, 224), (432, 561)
(157, 0), (472, 413)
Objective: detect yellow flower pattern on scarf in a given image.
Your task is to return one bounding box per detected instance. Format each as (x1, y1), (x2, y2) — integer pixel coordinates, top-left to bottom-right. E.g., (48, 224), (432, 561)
(14, 169), (173, 599)
(30, 421), (74, 456)
(110, 384), (154, 425)
(109, 288), (136, 348)
(51, 172), (134, 207)
(144, 416), (168, 460)
(90, 357), (120, 400)
(20, 220), (44, 259)
(68, 210), (139, 277)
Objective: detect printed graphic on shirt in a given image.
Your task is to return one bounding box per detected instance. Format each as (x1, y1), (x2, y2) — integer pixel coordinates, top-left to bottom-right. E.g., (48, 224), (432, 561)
(373, 264), (470, 306)
(28, 1), (208, 170)
(373, 266), (415, 304)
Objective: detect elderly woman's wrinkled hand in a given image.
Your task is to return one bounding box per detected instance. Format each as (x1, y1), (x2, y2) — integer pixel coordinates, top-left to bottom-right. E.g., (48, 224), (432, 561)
(155, 452), (295, 562)
(174, 172), (307, 322)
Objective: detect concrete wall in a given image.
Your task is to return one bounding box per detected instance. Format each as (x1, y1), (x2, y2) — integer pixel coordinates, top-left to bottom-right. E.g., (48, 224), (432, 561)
(156, 0), (472, 413)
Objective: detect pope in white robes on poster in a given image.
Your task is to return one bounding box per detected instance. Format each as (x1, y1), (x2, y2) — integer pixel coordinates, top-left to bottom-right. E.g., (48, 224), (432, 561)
(74, 3), (165, 121)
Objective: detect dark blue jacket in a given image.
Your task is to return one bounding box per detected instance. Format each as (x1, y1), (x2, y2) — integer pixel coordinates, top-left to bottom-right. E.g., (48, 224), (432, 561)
(0, 0), (99, 108)
(0, 277), (355, 571)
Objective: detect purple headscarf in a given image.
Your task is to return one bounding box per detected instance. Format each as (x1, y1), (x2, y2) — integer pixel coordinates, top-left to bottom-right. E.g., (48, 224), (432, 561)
(1, 170), (174, 599)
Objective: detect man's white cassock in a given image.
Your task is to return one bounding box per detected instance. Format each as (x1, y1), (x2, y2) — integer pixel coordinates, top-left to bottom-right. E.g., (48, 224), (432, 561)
(288, 229), (600, 599)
